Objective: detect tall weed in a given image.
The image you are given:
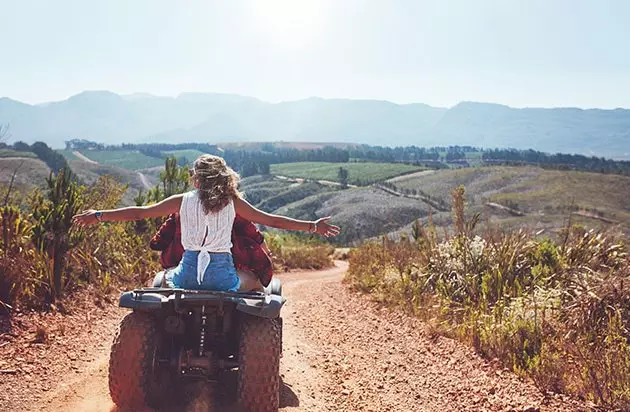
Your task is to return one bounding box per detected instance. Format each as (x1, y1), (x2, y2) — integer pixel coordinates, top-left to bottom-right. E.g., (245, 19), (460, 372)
(347, 186), (630, 409)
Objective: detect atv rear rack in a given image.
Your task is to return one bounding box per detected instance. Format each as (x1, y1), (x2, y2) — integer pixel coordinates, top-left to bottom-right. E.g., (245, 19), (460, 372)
(119, 287), (285, 319)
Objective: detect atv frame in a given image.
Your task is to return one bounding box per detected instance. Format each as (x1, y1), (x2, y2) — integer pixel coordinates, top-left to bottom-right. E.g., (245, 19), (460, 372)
(108, 278), (285, 411)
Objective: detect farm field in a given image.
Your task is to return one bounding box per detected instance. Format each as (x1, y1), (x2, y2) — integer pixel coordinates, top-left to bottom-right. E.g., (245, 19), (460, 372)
(270, 162), (424, 185)
(0, 149), (37, 158)
(58, 149), (165, 170)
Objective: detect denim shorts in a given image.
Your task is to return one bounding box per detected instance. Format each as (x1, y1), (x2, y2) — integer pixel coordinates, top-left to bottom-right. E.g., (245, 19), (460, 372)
(165, 250), (240, 292)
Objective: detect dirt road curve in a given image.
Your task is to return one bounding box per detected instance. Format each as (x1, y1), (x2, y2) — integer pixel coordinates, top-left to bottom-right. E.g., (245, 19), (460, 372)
(5, 262), (587, 412)
(72, 150), (97, 164)
(137, 172), (152, 190)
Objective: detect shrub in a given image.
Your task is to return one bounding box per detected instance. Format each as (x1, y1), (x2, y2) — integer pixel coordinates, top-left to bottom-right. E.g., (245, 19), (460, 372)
(346, 186), (630, 409)
(266, 233), (334, 271)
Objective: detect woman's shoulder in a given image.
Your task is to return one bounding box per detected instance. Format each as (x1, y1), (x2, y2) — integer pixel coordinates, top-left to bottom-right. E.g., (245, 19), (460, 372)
(181, 190), (198, 200)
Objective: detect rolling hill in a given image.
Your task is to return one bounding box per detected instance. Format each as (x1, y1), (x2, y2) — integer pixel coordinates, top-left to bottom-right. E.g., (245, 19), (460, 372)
(3, 151), (629, 242)
(387, 166), (630, 236)
(2, 91), (630, 157)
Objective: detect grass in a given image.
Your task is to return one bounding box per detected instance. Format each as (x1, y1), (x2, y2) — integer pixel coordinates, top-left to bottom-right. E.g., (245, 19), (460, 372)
(56, 149), (79, 160)
(270, 162), (424, 185)
(273, 187), (430, 244)
(0, 149), (37, 158)
(58, 149), (165, 170)
(0, 158), (50, 189)
(387, 165), (630, 234)
(346, 198), (630, 410)
(69, 160), (155, 206)
(266, 233), (334, 270)
(239, 175), (298, 207)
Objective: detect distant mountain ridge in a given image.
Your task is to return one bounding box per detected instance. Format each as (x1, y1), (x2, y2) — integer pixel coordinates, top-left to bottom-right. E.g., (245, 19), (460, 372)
(1, 91), (629, 158)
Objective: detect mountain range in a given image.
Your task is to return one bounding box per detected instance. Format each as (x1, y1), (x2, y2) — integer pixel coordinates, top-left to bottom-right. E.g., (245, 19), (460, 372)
(1, 91), (629, 158)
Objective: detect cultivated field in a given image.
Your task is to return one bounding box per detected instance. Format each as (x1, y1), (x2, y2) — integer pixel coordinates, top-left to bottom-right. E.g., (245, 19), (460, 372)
(270, 162), (423, 185)
(0, 149), (37, 158)
(59, 149), (165, 170)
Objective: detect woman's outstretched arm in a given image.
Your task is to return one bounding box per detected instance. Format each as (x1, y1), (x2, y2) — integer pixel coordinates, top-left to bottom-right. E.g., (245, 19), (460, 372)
(72, 194), (184, 227)
(234, 197), (340, 237)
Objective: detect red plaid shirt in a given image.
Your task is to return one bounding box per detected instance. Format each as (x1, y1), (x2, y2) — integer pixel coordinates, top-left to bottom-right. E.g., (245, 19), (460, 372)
(149, 214), (273, 286)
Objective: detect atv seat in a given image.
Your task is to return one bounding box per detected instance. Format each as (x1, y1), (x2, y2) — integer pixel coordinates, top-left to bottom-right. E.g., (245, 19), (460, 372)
(152, 271), (282, 296)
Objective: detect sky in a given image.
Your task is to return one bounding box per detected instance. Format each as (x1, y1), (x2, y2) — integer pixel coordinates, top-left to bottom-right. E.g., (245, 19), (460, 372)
(1, 0), (630, 108)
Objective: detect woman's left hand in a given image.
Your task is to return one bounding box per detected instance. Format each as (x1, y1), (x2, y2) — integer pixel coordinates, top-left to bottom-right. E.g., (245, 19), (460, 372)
(72, 210), (99, 227)
(314, 217), (340, 238)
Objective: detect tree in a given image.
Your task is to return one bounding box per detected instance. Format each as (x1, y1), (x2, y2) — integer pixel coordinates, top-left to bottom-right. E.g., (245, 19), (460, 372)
(241, 162), (259, 178)
(159, 157), (190, 199)
(337, 167), (349, 188)
(258, 160), (270, 175)
(133, 190), (148, 233)
(31, 168), (84, 301)
(30, 141), (69, 173)
(12, 141), (30, 152)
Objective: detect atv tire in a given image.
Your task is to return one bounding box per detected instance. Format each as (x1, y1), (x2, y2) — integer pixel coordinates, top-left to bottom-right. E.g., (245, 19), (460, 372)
(237, 315), (282, 412)
(109, 311), (170, 409)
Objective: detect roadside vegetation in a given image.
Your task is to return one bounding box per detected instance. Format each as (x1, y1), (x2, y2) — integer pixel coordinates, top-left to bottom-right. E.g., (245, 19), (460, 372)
(0, 158), (336, 313)
(266, 233), (334, 271)
(346, 186), (630, 409)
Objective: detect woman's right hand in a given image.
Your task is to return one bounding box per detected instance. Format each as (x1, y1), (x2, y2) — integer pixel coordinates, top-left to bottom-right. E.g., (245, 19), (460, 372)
(314, 217), (340, 238)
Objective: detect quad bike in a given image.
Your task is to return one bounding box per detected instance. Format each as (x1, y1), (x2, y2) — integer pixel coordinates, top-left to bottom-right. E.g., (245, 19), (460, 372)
(108, 272), (285, 411)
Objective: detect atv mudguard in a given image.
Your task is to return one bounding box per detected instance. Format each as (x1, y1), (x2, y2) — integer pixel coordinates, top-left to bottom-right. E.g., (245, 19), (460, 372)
(119, 287), (285, 319)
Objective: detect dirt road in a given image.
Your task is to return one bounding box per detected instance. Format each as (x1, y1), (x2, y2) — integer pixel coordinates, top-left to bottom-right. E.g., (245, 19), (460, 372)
(72, 150), (98, 164)
(137, 172), (152, 190)
(5, 263), (586, 412)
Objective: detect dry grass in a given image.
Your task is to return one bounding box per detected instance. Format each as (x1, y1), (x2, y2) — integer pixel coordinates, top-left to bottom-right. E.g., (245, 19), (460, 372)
(0, 158), (50, 188)
(266, 233), (334, 270)
(346, 187), (630, 409)
(388, 165), (630, 234)
(274, 187), (431, 244)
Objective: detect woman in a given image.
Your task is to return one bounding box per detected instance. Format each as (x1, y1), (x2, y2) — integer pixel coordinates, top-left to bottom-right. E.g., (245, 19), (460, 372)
(72, 154), (340, 292)
(149, 212), (275, 291)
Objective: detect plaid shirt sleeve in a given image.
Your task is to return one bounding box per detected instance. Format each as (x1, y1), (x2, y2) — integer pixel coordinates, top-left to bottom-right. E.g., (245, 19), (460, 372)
(233, 214), (265, 244)
(150, 213), (178, 251)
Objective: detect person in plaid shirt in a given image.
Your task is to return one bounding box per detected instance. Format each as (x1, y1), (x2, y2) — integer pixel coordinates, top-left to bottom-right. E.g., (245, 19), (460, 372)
(150, 213), (273, 290)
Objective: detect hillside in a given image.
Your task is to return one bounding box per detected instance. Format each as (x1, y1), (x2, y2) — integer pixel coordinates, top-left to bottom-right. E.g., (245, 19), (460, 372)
(5, 152), (629, 242)
(0, 157), (51, 190)
(68, 160), (157, 196)
(2, 91), (630, 157)
(388, 166), (630, 235)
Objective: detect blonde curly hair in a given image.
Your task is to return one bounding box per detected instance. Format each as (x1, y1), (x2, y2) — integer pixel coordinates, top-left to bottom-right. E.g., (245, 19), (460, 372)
(191, 154), (241, 214)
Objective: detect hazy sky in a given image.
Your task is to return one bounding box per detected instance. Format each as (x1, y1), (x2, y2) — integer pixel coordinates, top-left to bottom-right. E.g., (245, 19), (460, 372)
(1, 0), (629, 108)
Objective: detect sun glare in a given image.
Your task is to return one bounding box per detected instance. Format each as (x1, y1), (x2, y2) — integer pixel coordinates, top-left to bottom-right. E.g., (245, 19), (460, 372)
(251, 0), (326, 47)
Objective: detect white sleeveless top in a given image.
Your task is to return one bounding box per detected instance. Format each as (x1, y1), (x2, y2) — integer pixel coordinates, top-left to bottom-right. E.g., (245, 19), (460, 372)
(179, 190), (235, 284)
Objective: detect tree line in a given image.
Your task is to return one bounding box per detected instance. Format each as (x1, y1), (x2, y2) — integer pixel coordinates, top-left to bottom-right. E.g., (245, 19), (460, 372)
(3, 140), (69, 173)
(483, 148), (630, 175)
